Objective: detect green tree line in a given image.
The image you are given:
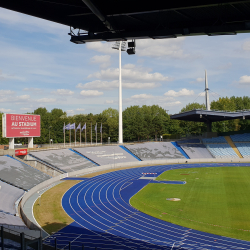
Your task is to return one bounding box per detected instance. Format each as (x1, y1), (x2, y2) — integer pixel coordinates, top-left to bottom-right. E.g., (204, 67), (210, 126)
(1, 95), (250, 144)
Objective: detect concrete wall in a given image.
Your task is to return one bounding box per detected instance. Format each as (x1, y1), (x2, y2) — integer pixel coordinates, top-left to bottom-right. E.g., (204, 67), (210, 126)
(20, 157), (250, 232)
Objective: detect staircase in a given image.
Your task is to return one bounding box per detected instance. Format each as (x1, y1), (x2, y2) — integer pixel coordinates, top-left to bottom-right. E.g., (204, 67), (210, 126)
(224, 136), (243, 158)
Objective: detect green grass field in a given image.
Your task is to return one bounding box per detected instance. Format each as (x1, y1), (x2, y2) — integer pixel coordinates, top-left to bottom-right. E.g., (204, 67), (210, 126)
(130, 167), (250, 241)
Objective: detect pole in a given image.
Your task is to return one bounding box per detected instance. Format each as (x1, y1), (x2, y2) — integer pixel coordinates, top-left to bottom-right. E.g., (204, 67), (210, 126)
(118, 41), (123, 144)
(96, 123), (97, 145)
(85, 123), (87, 145)
(205, 70), (210, 111)
(91, 123), (92, 145)
(1, 226), (4, 250)
(80, 123), (81, 146)
(70, 128), (71, 146)
(101, 123), (102, 144)
(75, 128), (76, 146)
(64, 122), (65, 147)
(49, 127), (51, 146)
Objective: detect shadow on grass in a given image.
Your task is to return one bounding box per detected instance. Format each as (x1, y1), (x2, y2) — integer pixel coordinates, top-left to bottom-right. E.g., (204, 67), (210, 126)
(43, 222), (70, 235)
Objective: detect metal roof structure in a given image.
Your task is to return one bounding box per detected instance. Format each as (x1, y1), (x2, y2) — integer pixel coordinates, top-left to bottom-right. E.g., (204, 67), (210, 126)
(1, 1), (250, 43)
(170, 109), (250, 123)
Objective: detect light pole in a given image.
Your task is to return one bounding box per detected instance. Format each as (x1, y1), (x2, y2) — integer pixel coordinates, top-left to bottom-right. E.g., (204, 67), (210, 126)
(112, 41), (126, 144)
(49, 126), (52, 146)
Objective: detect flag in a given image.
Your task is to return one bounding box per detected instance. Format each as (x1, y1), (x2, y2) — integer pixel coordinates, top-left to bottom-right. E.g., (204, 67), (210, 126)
(65, 123), (71, 130)
(81, 123), (86, 131)
(70, 123), (75, 130)
(100, 123), (102, 133)
(95, 123), (97, 133)
(76, 123), (81, 132)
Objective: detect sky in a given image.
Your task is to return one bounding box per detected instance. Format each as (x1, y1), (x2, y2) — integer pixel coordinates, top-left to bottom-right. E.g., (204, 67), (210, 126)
(0, 8), (250, 116)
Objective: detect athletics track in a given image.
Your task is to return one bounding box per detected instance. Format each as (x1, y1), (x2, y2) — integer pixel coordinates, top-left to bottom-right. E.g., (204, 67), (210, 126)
(43, 163), (250, 250)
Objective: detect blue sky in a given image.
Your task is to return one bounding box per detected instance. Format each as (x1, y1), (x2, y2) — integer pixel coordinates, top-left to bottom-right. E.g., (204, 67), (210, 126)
(0, 8), (250, 116)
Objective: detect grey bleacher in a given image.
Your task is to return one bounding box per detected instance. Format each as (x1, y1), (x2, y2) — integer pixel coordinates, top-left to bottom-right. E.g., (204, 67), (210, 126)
(178, 139), (201, 144)
(0, 156), (50, 191)
(0, 212), (27, 229)
(181, 144), (214, 159)
(0, 181), (24, 215)
(74, 146), (139, 165)
(125, 142), (185, 161)
(29, 149), (97, 172)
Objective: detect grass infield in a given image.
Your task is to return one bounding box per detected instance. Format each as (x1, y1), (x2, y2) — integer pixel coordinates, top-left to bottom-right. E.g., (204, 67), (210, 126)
(130, 167), (250, 241)
(33, 180), (80, 234)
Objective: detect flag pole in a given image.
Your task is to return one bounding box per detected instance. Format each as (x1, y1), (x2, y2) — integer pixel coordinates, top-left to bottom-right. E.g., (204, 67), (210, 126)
(91, 122), (92, 145)
(64, 122), (65, 147)
(80, 123), (81, 146)
(70, 127), (71, 146)
(96, 123), (97, 145)
(85, 123), (87, 145)
(75, 128), (76, 146)
(101, 123), (102, 144)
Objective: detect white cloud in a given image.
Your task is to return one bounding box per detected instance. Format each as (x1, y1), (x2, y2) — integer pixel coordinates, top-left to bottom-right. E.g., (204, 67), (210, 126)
(52, 89), (74, 96)
(37, 98), (56, 103)
(20, 107), (32, 111)
(80, 90), (103, 96)
(0, 108), (12, 112)
(242, 40), (250, 51)
(0, 90), (14, 96)
(88, 64), (171, 82)
(17, 95), (30, 101)
(76, 108), (85, 111)
(136, 38), (191, 59)
(239, 75), (250, 84)
(131, 94), (154, 99)
(67, 110), (74, 115)
(164, 88), (194, 97)
(105, 100), (113, 104)
(77, 80), (160, 90)
(23, 87), (41, 92)
(198, 92), (206, 97)
(196, 77), (204, 82)
(0, 69), (24, 81)
(165, 101), (182, 106)
(90, 55), (111, 68)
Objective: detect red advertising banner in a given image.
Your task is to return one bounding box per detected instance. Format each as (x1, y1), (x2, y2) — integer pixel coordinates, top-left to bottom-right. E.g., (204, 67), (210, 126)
(15, 149), (27, 156)
(2, 114), (41, 138)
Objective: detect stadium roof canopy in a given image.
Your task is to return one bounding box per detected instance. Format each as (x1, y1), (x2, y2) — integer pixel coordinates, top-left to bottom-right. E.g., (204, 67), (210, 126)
(1, 1), (250, 43)
(170, 109), (250, 123)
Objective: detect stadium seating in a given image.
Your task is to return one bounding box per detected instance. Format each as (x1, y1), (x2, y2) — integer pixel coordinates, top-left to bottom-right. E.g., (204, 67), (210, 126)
(73, 146), (140, 165)
(180, 144), (214, 159)
(206, 144), (239, 158)
(235, 143), (250, 158)
(230, 133), (250, 142)
(125, 142), (186, 161)
(29, 149), (97, 172)
(0, 180), (24, 215)
(202, 136), (227, 144)
(0, 156), (50, 191)
(0, 212), (27, 229)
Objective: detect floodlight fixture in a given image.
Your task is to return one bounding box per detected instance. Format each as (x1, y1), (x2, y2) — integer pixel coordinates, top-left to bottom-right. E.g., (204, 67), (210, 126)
(127, 48), (136, 55)
(112, 41), (127, 51)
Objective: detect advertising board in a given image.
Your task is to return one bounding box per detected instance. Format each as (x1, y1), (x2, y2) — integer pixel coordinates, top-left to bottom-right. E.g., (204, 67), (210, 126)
(15, 149), (28, 156)
(2, 114), (41, 138)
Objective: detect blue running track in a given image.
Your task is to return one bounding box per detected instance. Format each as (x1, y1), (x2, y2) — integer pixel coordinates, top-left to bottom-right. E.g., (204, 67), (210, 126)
(43, 163), (250, 250)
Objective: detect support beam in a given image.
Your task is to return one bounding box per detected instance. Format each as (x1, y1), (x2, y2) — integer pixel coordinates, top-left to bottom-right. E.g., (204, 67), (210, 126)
(206, 121), (212, 132)
(28, 137), (34, 148)
(9, 138), (14, 150)
(81, 0), (115, 32)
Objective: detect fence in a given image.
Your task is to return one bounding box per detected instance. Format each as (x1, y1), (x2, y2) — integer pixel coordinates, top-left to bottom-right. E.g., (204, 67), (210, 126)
(0, 226), (42, 250)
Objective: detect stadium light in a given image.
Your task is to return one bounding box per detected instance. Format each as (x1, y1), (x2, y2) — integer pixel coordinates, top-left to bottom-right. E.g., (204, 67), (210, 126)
(112, 41), (126, 144)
